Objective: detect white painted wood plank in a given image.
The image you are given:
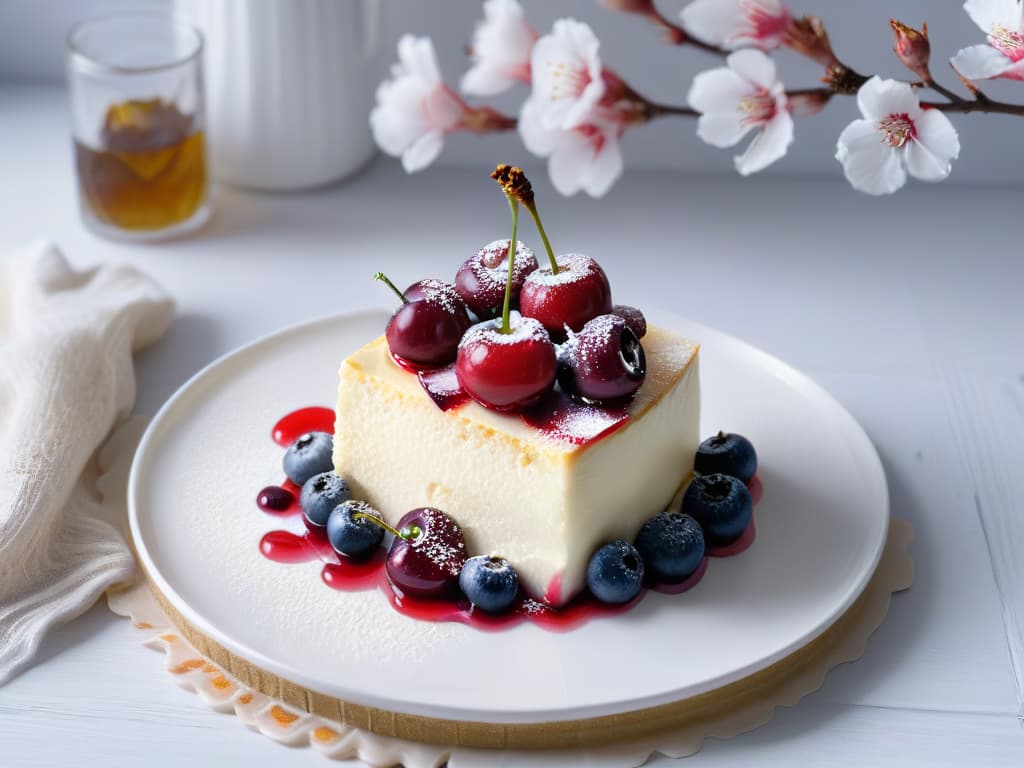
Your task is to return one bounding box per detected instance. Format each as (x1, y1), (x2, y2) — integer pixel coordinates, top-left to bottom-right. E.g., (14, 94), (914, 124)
(807, 374), (1018, 715)
(943, 373), (1024, 718)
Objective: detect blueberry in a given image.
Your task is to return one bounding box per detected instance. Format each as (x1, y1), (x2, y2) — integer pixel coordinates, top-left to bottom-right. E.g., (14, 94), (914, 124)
(459, 555), (519, 613)
(282, 431), (334, 485)
(634, 512), (705, 584)
(694, 431), (757, 484)
(586, 540), (645, 604)
(682, 473), (752, 545)
(300, 471), (351, 527)
(326, 500), (385, 558)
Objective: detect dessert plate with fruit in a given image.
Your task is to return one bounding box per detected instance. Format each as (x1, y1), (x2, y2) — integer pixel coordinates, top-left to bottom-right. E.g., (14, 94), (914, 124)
(128, 167), (890, 743)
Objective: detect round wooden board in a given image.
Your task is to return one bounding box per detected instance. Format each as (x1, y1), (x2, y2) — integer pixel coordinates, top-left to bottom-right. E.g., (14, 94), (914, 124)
(133, 519), (913, 751)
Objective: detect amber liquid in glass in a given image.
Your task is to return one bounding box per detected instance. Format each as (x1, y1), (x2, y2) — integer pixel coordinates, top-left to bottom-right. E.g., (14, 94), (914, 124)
(75, 99), (206, 231)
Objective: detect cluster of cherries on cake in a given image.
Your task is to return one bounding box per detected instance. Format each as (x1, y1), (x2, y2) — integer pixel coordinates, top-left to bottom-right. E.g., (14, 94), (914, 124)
(263, 165), (761, 615)
(281, 426), (757, 612)
(378, 164), (648, 412)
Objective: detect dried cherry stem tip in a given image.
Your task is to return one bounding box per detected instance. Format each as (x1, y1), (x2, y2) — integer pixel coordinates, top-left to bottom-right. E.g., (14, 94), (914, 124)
(491, 164), (558, 275)
(374, 271), (408, 304)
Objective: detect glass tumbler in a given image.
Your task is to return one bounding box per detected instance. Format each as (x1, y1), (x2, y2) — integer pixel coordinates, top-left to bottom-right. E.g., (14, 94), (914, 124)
(67, 12), (211, 241)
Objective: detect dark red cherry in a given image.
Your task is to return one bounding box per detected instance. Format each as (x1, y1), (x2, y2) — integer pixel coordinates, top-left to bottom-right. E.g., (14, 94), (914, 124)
(386, 507), (467, 600)
(557, 314), (646, 404)
(455, 314), (557, 412)
(610, 304), (647, 339)
(385, 280), (473, 368)
(518, 254), (612, 341)
(454, 239), (538, 319)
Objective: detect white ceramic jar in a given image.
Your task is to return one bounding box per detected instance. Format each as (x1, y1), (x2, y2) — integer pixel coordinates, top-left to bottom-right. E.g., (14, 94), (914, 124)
(175, 0), (386, 190)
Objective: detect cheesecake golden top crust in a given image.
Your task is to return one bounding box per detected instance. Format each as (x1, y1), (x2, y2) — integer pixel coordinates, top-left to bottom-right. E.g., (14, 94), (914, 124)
(339, 325), (698, 461)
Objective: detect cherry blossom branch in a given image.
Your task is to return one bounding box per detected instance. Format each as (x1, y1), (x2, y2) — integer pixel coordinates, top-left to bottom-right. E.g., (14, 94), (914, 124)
(602, 0), (729, 55)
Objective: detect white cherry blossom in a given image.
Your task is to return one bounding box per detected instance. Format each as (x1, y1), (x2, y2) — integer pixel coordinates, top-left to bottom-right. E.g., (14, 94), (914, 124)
(951, 0), (1024, 81)
(370, 36), (466, 173)
(680, 0), (791, 51)
(461, 0), (537, 96)
(529, 19), (606, 130)
(687, 50), (794, 175)
(519, 96), (623, 197)
(835, 77), (960, 195)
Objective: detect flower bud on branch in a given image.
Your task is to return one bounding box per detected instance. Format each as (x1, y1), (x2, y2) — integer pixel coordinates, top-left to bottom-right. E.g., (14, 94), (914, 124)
(890, 19), (931, 82)
(785, 15), (838, 68)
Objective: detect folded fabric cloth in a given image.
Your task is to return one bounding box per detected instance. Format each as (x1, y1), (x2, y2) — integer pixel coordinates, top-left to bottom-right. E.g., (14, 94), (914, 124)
(0, 240), (173, 685)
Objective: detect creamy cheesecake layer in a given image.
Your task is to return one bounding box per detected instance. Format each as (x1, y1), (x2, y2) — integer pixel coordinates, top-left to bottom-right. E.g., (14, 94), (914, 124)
(333, 326), (700, 606)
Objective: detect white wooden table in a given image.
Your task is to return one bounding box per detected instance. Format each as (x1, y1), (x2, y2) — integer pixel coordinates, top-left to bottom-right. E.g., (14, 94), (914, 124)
(1, 85), (1022, 767)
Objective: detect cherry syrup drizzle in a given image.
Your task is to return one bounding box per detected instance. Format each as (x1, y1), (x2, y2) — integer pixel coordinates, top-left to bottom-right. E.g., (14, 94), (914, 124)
(416, 364), (629, 446)
(257, 408), (760, 632)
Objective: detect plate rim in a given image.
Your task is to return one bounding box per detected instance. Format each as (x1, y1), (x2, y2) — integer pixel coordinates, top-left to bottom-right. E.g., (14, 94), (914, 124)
(128, 307), (890, 724)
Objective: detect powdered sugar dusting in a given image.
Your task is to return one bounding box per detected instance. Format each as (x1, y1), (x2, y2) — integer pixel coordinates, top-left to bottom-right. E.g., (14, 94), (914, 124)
(570, 314), (621, 367)
(343, 499), (381, 519)
(522, 388), (629, 446)
(470, 239), (538, 290)
(416, 278), (465, 316)
(523, 253), (598, 286)
(413, 509), (467, 577)
(458, 312), (552, 348)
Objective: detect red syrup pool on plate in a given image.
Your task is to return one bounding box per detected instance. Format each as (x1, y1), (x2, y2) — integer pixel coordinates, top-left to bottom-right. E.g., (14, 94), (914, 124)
(257, 407), (760, 631)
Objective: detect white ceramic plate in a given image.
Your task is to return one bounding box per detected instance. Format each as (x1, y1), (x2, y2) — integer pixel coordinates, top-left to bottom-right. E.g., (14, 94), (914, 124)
(129, 308), (888, 725)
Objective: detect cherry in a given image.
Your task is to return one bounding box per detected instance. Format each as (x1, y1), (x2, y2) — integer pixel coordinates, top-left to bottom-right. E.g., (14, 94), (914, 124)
(456, 313), (557, 412)
(454, 239), (538, 319)
(385, 508), (467, 600)
(519, 254), (613, 340)
(376, 273), (472, 368)
(557, 314), (646, 404)
(610, 304), (647, 339)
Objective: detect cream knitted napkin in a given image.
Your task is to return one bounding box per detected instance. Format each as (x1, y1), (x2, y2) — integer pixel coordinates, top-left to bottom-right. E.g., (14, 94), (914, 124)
(0, 240), (173, 685)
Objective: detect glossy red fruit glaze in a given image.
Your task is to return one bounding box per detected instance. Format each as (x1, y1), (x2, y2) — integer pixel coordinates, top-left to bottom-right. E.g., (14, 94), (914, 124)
(386, 507), (468, 600)
(610, 304), (647, 339)
(455, 315), (557, 412)
(272, 406), (335, 446)
(385, 280), (473, 368)
(256, 484), (296, 513)
(557, 314), (646, 404)
(454, 239), (539, 318)
(519, 254), (613, 340)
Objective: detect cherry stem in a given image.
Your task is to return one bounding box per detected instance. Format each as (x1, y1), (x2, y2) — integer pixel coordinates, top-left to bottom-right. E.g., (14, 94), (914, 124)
(524, 201), (559, 275)
(500, 195), (519, 335)
(374, 271), (408, 305)
(352, 512), (420, 541)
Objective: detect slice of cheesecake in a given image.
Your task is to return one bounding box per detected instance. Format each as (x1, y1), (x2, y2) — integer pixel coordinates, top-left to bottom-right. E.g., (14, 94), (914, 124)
(333, 326), (700, 607)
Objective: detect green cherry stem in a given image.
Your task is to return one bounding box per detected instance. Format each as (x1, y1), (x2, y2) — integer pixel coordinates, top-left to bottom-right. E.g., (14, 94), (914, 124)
(499, 195), (519, 335)
(524, 201), (558, 275)
(374, 271), (408, 304)
(352, 512), (421, 541)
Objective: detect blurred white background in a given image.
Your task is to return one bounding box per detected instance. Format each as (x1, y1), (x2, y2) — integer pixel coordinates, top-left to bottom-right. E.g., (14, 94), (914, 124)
(1, 0), (1021, 185)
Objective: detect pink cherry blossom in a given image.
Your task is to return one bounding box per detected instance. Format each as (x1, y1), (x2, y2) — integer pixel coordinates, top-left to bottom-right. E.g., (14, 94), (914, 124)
(687, 50), (793, 175)
(529, 18), (606, 130)
(519, 96), (624, 197)
(679, 0), (791, 51)
(835, 77), (960, 195)
(461, 0), (537, 96)
(951, 0), (1024, 81)
(370, 36), (466, 173)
